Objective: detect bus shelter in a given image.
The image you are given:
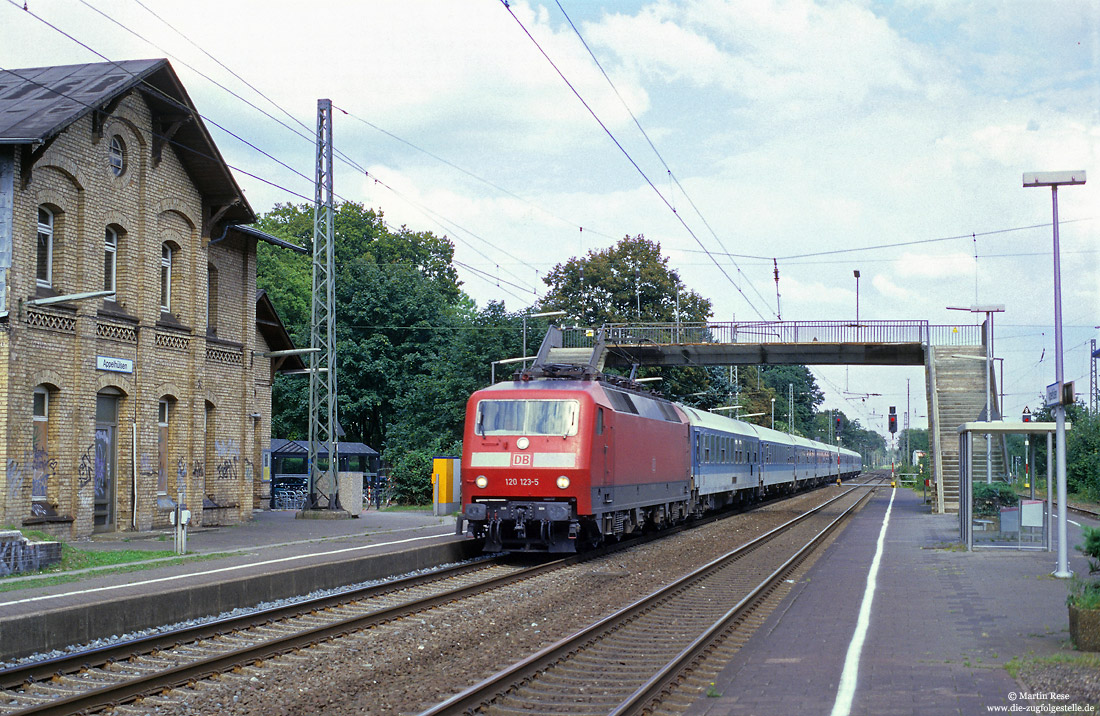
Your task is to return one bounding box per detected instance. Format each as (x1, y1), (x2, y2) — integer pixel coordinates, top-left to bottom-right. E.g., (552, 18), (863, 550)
(958, 421), (1066, 551)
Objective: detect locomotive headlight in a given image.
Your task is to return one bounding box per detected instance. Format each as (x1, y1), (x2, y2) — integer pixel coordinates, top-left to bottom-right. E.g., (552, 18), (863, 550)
(475, 475), (488, 489)
(516, 437), (530, 450)
(556, 475), (570, 489)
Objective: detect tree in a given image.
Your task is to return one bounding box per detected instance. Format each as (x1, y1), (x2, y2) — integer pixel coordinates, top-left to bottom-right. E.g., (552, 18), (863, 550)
(256, 202), (463, 451)
(539, 235), (710, 325)
(1014, 403), (1100, 500)
(539, 235), (717, 403)
(257, 202), (537, 503)
(897, 427), (929, 462)
(759, 365), (824, 436)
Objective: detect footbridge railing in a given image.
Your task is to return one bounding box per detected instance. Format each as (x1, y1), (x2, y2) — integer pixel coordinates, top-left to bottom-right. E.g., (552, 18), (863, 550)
(559, 321), (981, 348)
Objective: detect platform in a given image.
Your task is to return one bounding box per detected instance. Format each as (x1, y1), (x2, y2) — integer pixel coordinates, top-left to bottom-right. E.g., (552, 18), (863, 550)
(685, 487), (1096, 715)
(0, 508), (470, 662)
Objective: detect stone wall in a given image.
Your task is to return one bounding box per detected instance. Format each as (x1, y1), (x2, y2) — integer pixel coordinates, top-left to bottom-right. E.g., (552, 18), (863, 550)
(0, 530), (61, 576)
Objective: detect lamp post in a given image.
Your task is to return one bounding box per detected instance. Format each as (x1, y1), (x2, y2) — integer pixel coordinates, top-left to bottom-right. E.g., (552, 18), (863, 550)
(853, 270), (860, 324)
(771, 398), (775, 429)
(948, 304), (1004, 484)
(1024, 169), (1086, 579)
(522, 310), (566, 369)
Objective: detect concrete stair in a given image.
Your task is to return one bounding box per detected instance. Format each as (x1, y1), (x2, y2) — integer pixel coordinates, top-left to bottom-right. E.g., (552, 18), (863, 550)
(931, 346), (1007, 512)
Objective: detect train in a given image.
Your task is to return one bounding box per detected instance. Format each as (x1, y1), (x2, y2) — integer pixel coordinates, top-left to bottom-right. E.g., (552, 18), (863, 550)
(460, 371), (862, 553)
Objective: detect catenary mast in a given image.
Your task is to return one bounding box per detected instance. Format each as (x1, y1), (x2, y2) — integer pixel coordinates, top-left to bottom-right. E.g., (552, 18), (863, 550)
(307, 99), (339, 509)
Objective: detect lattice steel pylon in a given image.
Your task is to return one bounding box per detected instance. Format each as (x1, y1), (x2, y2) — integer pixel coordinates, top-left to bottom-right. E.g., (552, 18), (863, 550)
(307, 98), (339, 509)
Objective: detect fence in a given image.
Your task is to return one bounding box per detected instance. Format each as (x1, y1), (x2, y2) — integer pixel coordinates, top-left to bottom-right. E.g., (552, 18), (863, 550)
(557, 321), (981, 348)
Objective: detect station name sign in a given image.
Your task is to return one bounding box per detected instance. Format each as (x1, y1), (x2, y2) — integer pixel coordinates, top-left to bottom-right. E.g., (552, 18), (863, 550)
(96, 356), (133, 374)
(1045, 381), (1074, 408)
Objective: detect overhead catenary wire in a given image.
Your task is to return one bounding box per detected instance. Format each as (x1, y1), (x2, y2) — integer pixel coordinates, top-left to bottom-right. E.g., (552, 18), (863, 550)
(332, 104), (620, 246)
(6, 0), (549, 302)
(501, 0), (773, 322)
(679, 219), (1092, 261)
(553, 0), (778, 318)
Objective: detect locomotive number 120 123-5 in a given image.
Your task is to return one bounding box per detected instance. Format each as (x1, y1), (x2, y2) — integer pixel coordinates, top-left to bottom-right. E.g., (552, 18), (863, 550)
(504, 477), (539, 486)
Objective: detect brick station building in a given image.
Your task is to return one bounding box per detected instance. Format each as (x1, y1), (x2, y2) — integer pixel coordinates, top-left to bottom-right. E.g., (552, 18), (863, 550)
(0, 59), (306, 538)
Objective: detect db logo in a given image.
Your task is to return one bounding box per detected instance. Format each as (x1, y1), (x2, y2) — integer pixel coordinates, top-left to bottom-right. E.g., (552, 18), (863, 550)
(512, 453), (532, 466)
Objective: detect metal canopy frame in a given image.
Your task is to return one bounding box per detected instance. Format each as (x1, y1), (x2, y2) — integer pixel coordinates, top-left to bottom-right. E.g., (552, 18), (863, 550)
(957, 421), (1067, 552)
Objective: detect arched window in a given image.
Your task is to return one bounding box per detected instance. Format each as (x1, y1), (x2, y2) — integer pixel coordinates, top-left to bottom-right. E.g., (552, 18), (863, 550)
(104, 227), (118, 294)
(36, 206), (53, 288)
(160, 243), (173, 312)
(206, 264), (218, 335)
(157, 398), (171, 495)
(108, 135), (126, 177)
(32, 387), (50, 502)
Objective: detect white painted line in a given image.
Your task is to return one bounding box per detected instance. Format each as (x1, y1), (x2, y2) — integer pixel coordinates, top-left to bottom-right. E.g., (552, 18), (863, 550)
(1070, 519), (1082, 527)
(0, 530), (456, 608)
(830, 487), (895, 716)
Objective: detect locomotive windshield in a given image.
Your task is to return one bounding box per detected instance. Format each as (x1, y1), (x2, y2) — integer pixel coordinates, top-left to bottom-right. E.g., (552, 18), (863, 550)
(476, 399), (579, 436)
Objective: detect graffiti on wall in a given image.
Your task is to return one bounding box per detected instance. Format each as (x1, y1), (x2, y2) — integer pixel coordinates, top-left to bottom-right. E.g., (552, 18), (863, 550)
(8, 448), (58, 509)
(138, 454), (158, 478)
(214, 438), (240, 481)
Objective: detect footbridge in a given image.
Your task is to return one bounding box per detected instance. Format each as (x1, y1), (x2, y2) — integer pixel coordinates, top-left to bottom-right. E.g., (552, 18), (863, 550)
(531, 320), (1004, 515)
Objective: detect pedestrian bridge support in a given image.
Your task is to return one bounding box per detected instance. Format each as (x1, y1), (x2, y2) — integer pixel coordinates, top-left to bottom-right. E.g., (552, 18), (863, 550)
(531, 320), (1004, 514)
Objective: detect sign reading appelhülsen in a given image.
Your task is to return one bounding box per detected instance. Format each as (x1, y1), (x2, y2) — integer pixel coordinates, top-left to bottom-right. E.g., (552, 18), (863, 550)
(96, 356), (134, 373)
(1045, 382), (1060, 407)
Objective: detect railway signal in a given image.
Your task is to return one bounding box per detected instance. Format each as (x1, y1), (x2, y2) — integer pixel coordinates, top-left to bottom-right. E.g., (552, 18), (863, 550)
(888, 406), (897, 434)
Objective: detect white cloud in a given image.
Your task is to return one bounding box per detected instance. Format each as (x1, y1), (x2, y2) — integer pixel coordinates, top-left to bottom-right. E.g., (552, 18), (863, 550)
(893, 251), (975, 280)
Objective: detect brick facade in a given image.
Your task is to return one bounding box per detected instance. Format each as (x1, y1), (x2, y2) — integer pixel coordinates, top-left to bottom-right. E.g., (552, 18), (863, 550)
(0, 61), (301, 538)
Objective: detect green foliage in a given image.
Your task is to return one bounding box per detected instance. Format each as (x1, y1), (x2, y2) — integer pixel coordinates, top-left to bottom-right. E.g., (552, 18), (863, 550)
(256, 202), (467, 451)
(1069, 526), (1100, 609)
(387, 448), (435, 505)
(539, 234), (711, 326)
(898, 427), (929, 455)
(807, 411), (885, 466)
(538, 234), (723, 406)
(759, 365), (824, 436)
(1013, 403), (1100, 501)
(971, 481), (1020, 517)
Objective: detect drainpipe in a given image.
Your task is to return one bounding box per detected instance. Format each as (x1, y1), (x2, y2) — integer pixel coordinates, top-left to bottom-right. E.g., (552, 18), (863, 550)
(132, 421), (138, 530)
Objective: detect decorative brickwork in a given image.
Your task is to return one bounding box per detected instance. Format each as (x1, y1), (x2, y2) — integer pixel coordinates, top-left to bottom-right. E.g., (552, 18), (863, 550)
(25, 309), (76, 333)
(96, 321), (138, 343)
(155, 331), (191, 352)
(206, 345), (243, 366)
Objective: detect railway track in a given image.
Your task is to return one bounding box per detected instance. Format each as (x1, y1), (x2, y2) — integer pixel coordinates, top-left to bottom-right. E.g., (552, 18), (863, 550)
(0, 477), (874, 715)
(419, 476), (883, 716)
(0, 557), (563, 716)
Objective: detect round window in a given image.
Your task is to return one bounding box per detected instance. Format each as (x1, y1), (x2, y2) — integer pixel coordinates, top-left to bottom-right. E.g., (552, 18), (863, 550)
(108, 135), (126, 177)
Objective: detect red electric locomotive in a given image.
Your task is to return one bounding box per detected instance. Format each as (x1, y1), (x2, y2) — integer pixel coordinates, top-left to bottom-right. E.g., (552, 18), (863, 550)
(461, 375), (691, 552)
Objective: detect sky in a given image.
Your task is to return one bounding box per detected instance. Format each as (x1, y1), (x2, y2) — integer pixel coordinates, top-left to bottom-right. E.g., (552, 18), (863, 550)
(2, 0), (1098, 443)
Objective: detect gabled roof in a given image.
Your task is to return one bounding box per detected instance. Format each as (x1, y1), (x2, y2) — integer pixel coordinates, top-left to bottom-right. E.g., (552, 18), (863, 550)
(0, 59), (253, 224)
(270, 439), (378, 458)
(256, 290), (306, 373)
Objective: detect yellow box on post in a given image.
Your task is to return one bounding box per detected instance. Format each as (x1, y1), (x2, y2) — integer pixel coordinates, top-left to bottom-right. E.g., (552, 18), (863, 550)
(432, 456), (461, 516)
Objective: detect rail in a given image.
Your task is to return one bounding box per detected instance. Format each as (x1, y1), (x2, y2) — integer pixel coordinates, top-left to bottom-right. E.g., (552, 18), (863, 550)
(555, 320), (982, 348)
(419, 478), (882, 716)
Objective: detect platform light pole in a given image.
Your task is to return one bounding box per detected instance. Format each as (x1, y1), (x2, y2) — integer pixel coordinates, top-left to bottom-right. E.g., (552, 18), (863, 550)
(853, 270), (860, 324)
(1024, 170), (1085, 579)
